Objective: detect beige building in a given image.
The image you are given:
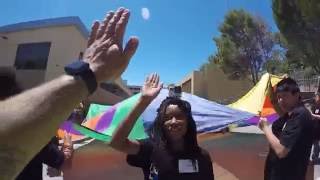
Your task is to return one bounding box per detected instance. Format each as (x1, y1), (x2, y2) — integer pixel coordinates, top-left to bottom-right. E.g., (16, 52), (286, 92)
(0, 16), (131, 105)
(127, 85), (142, 95)
(178, 66), (252, 104)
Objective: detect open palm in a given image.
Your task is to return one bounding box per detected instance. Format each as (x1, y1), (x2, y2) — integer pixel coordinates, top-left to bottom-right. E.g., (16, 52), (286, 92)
(84, 8), (139, 82)
(142, 73), (163, 101)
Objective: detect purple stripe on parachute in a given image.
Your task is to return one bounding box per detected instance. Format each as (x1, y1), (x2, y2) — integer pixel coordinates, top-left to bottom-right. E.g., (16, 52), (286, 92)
(60, 105), (117, 134)
(246, 113), (279, 125)
(95, 105), (117, 132)
(60, 121), (83, 135)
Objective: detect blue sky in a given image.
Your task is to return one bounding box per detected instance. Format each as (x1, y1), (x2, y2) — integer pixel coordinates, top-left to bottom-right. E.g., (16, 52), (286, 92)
(1, 0), (278, 85)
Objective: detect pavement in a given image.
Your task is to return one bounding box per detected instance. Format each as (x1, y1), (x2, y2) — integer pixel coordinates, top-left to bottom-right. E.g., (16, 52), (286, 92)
(42, 132), (315, 180)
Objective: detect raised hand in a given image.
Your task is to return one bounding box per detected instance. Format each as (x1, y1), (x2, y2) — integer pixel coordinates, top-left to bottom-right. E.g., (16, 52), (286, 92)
(141, 73), (163, 102)
(62, 131), (73, 160)
(84, 7), (139, 83)
(258, 117), (269, 131)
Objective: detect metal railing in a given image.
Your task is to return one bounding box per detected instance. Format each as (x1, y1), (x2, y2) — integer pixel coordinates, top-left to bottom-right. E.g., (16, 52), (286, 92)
(295, 76), (320, 92)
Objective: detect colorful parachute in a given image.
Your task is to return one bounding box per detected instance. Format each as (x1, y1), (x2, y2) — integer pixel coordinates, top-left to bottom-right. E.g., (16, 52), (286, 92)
(58, 73), (283, 142)
(229, 73), (283, 125)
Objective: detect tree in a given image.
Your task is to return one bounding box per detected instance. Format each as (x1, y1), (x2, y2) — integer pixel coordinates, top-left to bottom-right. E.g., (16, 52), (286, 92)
(262, 49), (289, 75)
(213, 10), (277, 84)
(272, 0), (320, 73)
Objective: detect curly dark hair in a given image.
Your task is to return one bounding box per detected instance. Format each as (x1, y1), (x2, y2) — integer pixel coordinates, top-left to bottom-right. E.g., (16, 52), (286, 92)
(148, 97), (199, 154)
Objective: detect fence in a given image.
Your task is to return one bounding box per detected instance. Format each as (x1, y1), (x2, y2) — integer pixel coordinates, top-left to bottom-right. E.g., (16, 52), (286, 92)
(295, 76), (320, 92)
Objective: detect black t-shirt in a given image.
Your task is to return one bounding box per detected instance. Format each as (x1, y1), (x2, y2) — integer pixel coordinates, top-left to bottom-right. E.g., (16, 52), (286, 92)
(127, 139), (214, 180)
(16, 137), (65, 180)
(264, 105), (313, 180)
(312, 103), (320, 140)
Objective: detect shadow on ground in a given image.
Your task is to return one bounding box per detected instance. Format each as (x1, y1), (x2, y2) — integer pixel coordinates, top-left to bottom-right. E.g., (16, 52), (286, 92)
(58, 133), (313, 180)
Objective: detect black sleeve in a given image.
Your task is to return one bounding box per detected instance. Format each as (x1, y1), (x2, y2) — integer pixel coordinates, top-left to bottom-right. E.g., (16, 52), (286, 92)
(280, 110), (306, 150)
(126, 139), (153, 168)
(40, 140), (65, 169)
(200, 149), (214, 180)
(271, 117), (286, 136)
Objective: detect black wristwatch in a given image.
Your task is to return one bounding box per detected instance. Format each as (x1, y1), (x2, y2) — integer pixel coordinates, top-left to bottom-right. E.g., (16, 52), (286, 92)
(64, 61), (98, 94)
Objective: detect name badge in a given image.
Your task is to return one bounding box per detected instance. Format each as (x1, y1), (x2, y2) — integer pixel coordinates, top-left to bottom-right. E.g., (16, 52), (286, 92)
(316, 109), (319, 114)
(178, 159), (199, 173)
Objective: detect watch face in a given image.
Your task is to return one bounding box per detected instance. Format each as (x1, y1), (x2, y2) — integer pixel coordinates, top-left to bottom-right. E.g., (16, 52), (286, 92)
(64, 60), (97, 94)
(65, 61), (90, 74)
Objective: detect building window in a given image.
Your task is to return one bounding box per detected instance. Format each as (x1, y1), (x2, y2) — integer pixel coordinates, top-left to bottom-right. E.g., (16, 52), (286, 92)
(14, 42), (51, 70)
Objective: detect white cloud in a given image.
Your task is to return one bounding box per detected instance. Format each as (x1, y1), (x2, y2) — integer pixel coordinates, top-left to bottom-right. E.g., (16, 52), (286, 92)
(141, 7), (150, 20)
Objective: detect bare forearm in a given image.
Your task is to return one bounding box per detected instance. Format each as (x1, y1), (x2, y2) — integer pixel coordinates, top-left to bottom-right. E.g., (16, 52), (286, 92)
(0, 75), (87, 179)
(312, 113), (320, 120)
(0, 75), (87, 137)
(110, 97), (150, 150)
(263, 127), (288, 158)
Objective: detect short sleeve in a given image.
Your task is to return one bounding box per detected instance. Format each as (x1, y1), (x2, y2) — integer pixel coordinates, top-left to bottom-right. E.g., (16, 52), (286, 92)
(126, 139), (153, 168)
(280, 110), (307, 150)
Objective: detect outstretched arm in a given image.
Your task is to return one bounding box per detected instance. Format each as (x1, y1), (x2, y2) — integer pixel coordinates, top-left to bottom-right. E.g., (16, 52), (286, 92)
(0, 7), (139, 180)
(110, 74), (162, 154)
(258, 117), (289, 158)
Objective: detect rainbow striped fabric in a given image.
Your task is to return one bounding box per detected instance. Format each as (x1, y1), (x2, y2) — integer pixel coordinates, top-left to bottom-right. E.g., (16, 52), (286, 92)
(58, 73), (283, 142)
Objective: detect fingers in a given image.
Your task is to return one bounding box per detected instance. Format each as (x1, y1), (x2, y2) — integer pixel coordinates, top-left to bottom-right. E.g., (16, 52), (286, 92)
(260, 117), (267, 122)
(145, 74), (151, 84)
(144, 74), (151, 85)
(87, 21), (100, 47)
(258, 117), (268, 129)
(145, 73), (154, 84)
(154, 74), (160, 86)
(145, 73), (161, 88)
(145, 73), (159, 86)
(63, 130), (67, 140)
(104, 8), (126, 41)
(63, 131), (73, 144)
(115, 9), (130, 48)
(68, 135), (73, 145)
(123, 36), (139, 62)
(96, 11), (114, 39)
(150, 73), (156, 84)
(88, 8), (127, 47)
(66, 132), (72, 141)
